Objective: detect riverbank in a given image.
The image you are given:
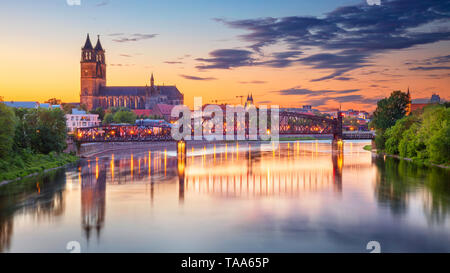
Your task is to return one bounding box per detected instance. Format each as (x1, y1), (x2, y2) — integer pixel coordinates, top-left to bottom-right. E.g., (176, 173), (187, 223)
(0, 152), (78, 184)
(364, 145), (449, 169)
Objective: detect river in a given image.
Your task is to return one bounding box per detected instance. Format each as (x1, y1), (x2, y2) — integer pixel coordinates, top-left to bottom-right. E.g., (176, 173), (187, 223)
(0, 140), (449, 252)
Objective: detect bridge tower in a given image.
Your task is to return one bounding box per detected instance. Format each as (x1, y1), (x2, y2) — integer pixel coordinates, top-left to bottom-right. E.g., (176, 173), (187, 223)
(332, 111), (343, 149)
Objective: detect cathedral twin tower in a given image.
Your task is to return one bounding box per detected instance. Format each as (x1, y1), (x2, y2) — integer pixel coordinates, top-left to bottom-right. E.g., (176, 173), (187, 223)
(80, 34), (106, 110)
(80, 34), (183, 111)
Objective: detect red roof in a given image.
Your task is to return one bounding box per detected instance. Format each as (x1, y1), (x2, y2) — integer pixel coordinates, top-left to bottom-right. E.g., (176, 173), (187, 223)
(133, 109), (155, 116)
(156, 104), (175, 115)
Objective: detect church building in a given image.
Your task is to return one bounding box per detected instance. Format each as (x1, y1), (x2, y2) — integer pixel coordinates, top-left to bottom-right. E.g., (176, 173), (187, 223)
(80, 34), (184, 111)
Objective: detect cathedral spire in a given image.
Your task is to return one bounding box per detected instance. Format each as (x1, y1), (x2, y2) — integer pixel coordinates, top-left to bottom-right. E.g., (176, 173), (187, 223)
(82, 34), (93, 50)
(150, 73), (155, 88)
(94, 35), (103, 51)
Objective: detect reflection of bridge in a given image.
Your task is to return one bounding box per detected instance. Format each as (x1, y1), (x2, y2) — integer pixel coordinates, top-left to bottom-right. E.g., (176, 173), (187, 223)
(176, 141), (344, 200)
(75, 110), (373, 143)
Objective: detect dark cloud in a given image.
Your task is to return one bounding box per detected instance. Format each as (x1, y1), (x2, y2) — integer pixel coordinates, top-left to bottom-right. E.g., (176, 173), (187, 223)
(409, 66), (450, 71)
(180, 74), (217, 81)
(164, 61), (183, 64)
(276, 87), (359, 97)
(273, 86), (379, 107)
(196, 49), (255, 69)
(208, 0), (450, 80)
(258, 50), (303, 68)
(306, 95), (380, 108)
(335, 76), (353, 81)
(239, 80), (267, 84)
(112, 33), (158, 43)
(405, 54), (450, 66)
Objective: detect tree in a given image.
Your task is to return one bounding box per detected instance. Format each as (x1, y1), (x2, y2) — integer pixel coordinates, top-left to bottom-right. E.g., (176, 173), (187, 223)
(0, 103), (16, 158)
(62, 103), (75, 114)
(384, 115), (418, 155)
(370, 90), (410, 150)
(45, 98), (61, 105)
(78, 104), (88, 112)
(371, 90), (410, 131)
(102, 113), (114, 125)
(90, 107), (105, 120)
(113, 110), (136, 124)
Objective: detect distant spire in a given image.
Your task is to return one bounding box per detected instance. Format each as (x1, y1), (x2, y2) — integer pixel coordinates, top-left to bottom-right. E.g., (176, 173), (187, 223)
(94, 35), (103, 51)
(150, 73), (154, 87)
(82, 33), (93, 50)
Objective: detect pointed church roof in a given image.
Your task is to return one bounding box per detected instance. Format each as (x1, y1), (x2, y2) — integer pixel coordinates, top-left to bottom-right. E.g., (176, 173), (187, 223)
(82, 34), (93, 50)
(94, 35), (104, 51)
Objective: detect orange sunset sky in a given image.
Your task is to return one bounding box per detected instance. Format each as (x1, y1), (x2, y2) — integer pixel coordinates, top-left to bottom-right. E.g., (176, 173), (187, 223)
(0, 0), (449, 112)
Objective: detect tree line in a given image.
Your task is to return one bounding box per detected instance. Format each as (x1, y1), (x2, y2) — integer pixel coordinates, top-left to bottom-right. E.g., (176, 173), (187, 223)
(0, 103), (69, 178)
(370, 91), (450, 165)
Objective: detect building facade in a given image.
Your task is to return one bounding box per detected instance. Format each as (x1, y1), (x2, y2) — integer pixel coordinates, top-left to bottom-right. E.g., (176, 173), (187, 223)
(65, 109), (100, 132)
(80, 34), (184, 111)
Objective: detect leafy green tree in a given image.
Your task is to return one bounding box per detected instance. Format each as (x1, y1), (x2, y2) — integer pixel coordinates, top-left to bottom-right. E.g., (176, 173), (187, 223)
(32, 108), (67, 154)
(385, 115), (418, 155)
(90, 107), (105, 120)
(418, 105), (450, 164)
(0, 103), (16, 158)
(108, 107), (130, 114)
(102, 113), (114, 125)
(113, 110), (136, 124)
(371, 90), (410, 150)
(371, 90), (410, 131)
(62, 103), (75, 114)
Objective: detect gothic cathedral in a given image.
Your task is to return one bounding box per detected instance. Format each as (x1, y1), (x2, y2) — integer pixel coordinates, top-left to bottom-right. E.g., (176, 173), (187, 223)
(80, 34), (184, 111)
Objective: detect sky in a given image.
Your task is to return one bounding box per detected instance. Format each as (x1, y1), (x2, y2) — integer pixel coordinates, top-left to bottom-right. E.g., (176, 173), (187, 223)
(0, 0), (449, 111)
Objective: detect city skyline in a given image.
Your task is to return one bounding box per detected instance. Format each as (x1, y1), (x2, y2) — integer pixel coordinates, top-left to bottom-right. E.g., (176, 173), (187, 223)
(0, 0), (449, 111)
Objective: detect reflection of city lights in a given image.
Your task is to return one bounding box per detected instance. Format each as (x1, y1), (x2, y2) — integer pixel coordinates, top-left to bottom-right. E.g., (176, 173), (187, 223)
(111, 154), (115, 180)
(95, 157), (99, 179)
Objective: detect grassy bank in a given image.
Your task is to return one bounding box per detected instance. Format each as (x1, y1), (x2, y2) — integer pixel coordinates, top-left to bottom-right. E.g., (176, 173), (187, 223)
(0, 151), (78, 182)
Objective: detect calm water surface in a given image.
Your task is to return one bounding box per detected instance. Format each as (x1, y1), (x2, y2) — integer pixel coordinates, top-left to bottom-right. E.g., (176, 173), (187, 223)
(1, 140), (449, 252)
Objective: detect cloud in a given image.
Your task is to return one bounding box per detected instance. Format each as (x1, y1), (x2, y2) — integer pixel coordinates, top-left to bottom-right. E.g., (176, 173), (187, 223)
(119, 54), (132, 57)
(207, 0), (450, 80)
(96, 0), (109, 7)
(239, 80), (267, 84)
(180, 74), (217, 81)
(108, 33), (125, 36)
(164, 61), (183, 64)
(196, 49), (255, 69)
(335, 76), (353, 81)
(109, 63), (135, 67)
(273, 86), (380, 108)
(405, 54), (450, 66)
(276, 87), (359, 97)
(409, 66), (450, 71)
(112, 33), (158, 43)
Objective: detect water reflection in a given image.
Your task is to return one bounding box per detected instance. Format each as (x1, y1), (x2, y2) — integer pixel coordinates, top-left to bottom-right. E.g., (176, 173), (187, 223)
(0, 169), (67, 252)
(80, 159), (106, 241)
(374, 156), (450, 225)
(0, 141), (449, 252)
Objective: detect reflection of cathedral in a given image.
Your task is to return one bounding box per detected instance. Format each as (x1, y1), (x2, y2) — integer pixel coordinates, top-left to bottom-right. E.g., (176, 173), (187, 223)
(80, 160), (106, 241)
(80, 34), (184, 111)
